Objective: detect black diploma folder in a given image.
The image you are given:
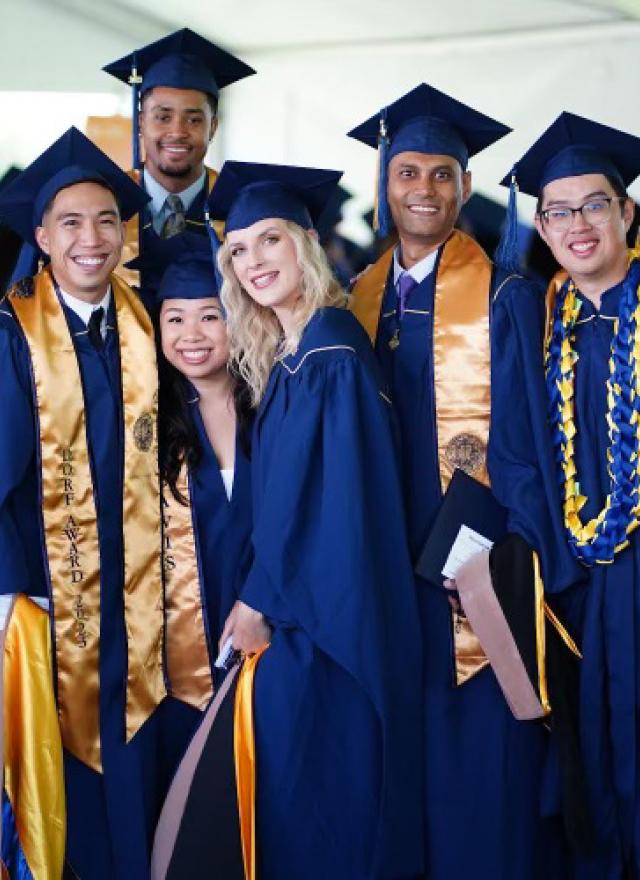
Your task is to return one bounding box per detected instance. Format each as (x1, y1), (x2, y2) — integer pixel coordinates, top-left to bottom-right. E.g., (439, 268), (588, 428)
(416, 468), (508, 586)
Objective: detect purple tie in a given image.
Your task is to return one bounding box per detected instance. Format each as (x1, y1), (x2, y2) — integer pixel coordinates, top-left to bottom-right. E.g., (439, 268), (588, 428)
(396, 271), (418, 319)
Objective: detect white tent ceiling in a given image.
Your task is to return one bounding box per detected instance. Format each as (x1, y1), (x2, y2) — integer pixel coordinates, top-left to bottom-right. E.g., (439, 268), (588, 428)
(3, 0), (639, 89)
(2, 0), (640, 235)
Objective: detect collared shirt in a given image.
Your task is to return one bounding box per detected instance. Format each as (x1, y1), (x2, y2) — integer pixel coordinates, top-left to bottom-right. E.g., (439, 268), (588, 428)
(143, 168), (207, 234)
(59, 286), (111, 340)
(393, 245), (438, 287)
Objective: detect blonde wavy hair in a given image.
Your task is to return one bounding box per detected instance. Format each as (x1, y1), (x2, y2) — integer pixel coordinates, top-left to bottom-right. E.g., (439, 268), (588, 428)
(218, 220), (348, 406)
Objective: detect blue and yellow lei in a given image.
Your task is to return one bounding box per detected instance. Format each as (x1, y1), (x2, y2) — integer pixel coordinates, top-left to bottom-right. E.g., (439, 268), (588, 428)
(545, 256), (640, 564)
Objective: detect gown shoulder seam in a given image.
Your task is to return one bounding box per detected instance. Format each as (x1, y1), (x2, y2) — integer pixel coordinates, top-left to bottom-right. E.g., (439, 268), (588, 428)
(280, 344), (356, 375)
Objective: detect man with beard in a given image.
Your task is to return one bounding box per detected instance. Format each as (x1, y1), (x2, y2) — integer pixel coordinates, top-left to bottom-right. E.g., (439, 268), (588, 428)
(103, 28), (255, 306)
(347, 84), (580, 879)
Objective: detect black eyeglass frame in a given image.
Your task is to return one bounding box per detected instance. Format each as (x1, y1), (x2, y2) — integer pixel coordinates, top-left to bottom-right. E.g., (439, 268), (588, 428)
(538, 196), (627, 227)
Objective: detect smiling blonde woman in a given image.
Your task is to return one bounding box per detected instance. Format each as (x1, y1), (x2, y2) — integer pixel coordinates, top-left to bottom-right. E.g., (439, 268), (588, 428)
(206, 161), (424, 880)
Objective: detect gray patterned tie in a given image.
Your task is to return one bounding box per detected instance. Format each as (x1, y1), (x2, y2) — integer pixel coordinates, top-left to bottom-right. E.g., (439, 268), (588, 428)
(161, 194), (186, 239)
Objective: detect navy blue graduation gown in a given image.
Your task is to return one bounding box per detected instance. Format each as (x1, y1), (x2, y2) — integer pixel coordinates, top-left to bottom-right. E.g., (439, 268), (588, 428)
(242, 307), (423, 880)
(0, 295), (167, 879)
(373, 259), (570, 879)
(190, 401), (253, 650)
(498, 275), (640, 880)
(488, 279), (585, 596)
(156, 400), (254, 773)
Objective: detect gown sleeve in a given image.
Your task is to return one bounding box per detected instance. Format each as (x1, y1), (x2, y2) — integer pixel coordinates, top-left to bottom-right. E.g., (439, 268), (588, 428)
(488, 279), (586, 595)
(0, 319), (38, 598)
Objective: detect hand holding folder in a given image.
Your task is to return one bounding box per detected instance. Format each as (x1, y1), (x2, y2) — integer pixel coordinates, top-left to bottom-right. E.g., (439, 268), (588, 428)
(416, 468), (508, 587)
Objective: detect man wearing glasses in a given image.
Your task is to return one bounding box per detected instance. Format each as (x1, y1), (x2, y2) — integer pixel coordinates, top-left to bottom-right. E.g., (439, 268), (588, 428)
(491, 112), (640, 879)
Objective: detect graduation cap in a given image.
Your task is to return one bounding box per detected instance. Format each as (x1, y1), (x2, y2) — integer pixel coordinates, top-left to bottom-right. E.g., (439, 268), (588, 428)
(347, 83), (511, 238)
(496, 112), (640, 272)
(362, 207), (375, 233)
(315, 183), (352, 242)
(0, 127), (149, 248)
(206, 161), (343, 234)
(0, 166), (21, 192)
(103, 28), (256, 170)
(125, 225), (221, 306)
(157, 250), (222, 308)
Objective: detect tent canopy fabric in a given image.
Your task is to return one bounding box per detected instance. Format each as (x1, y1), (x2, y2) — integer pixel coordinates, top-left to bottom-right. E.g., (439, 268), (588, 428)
(2, 0), (639, 233)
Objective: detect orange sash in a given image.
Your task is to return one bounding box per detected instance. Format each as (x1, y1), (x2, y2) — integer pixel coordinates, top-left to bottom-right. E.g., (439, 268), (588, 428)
(9, 268), (164, 770)
(351, 230), (495, 683)
(234, 647), (268, 880)
(162, 469), (214, 709)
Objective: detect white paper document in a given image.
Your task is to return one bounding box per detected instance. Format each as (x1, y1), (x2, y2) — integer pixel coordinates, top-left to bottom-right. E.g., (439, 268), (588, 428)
(441, 525), (494, 579)
(214, 636), (238, 670)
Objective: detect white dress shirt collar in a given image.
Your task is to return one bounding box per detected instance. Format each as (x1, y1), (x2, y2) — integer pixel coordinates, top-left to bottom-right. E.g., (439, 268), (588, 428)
(393, 245), (438, 286)
(143, 168), (207, 218)
(59, 286), (111, 338)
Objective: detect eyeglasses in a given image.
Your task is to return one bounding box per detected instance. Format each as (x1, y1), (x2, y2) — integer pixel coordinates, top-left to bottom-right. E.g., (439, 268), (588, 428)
(539, 196), (625, 230)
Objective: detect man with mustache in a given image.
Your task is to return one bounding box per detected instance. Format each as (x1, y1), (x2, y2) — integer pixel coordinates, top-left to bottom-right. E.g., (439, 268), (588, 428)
(103, 28), (255, 305)
(348, 84), (576, 879)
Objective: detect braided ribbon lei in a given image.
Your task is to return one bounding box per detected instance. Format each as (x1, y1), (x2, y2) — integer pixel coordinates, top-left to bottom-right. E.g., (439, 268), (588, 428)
(545, 257), (640, 564)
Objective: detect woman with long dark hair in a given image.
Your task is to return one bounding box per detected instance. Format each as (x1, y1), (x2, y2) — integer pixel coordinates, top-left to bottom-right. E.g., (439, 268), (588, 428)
(152, 251), (253, 822)
(157, 249), (253, 666)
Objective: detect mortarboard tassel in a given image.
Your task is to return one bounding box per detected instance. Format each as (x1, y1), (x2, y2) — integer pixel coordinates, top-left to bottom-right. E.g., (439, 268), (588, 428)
(205, 209), (224, 299)
(374, 109), (391, 239)
(129, 53), (143, 170)
(494, 170), (521, 274)
(6, 242), (41, 290)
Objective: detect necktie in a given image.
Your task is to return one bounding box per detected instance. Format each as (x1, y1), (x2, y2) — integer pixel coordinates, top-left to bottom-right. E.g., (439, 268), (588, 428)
(396, 271), (418, 320)
(87, 307), (104, 351)
(161, 194), (186, 239)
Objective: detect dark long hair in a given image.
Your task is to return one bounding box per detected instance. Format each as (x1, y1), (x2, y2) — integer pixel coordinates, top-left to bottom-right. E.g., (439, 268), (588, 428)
(158, 352), (253, 506)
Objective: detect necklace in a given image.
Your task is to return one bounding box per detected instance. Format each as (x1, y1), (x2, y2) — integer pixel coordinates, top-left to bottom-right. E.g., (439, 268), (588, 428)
(545, 257), (640, 564)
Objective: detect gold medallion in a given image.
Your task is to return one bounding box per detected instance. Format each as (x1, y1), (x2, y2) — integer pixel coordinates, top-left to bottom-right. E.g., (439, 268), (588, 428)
(133, 412), (154, 452)
(445, 432), (486, 476)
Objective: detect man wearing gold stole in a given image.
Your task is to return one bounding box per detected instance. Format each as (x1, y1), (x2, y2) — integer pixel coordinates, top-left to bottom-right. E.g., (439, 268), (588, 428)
(493, 115), (640, 879)
(347, 85), (576, 878)
(102, 28), (255, 308)
(0, 127), (168, 879)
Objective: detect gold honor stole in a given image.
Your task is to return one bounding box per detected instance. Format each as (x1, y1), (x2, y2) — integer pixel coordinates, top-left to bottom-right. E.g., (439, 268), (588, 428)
(234, 646), (269, 880)
(3, 596), (65, 878)
(544, 268), (569, 341)
(162, 468), (214, 709)
(351, 230), (494, 684)
(9, 267), (165, 772)
(118, 167), (221, 288)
